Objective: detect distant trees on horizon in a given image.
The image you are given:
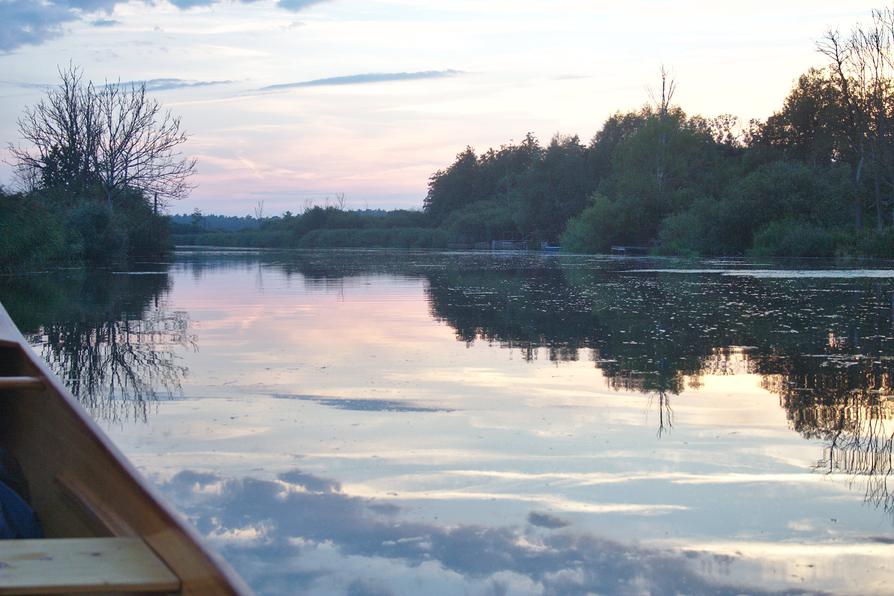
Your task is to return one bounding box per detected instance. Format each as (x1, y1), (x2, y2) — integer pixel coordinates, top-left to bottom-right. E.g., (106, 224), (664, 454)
(420, 6), (894, 257)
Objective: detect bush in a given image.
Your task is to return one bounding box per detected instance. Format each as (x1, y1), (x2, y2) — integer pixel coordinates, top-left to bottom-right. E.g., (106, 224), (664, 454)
(298, 227), (447, 249)
(749, 219), (840, 257)
(842, 228), (894, 259)
(653, 210), (704, 257)
(115, 191), (170, 257)
(561, 194), (642, 254)
(66, 201), (128, 262)
(0, 193), (67, 270)
(442, 200), (518, 244)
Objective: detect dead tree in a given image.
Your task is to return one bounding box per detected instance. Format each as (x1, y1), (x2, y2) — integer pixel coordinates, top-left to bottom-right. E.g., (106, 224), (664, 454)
(648, 66), (677, 197)
(95, 80), (196, 209)
(9, 64), (195, 210)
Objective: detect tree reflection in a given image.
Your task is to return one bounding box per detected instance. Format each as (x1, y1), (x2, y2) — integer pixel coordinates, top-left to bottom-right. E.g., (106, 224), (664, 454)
(760, 355), (894, 514)
(37, 309), (193, 422)
(418, 255), (894, 510)
(8, 250), (894, 511)
(1, 268), (192, 422)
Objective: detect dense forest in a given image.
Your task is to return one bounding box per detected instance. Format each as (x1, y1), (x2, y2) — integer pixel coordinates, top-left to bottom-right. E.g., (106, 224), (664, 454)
(178, 8), (894, 258)
(422, 62), (884, 257)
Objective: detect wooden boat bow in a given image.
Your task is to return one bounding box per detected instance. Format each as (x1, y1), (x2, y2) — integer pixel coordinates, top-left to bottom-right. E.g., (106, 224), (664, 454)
(0, 302), (252, 595)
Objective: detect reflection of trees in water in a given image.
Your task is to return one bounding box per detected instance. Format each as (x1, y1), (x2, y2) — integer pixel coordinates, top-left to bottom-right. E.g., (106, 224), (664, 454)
(418, 257), (894, 509)
(31, 250), (894, 508)
(37, 308), (194, 422)
(424, 266), (734, 437)
(760, 355), (894, 514)
(1, 268), (192, 422)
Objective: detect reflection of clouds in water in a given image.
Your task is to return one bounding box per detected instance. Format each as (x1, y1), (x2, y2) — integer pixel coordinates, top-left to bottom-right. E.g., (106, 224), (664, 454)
(270, 394), (452, 413)
(278, 470), (341, 493)
(527, 511), (569, 529)
(159, 469), (771, 595)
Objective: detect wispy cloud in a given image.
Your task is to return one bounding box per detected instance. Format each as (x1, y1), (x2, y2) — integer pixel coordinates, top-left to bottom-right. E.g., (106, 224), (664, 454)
(169, 0), (328, 9)
(91, 18), (119, 27)
(260, 70), (462, 91)
(104, 78), (234, 92)
(277, 0), (329, 11)
(0, 80), (53, 90)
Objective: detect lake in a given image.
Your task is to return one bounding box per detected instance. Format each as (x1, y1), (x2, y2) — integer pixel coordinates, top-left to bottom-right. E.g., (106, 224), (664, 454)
(3, 248), (894, 595)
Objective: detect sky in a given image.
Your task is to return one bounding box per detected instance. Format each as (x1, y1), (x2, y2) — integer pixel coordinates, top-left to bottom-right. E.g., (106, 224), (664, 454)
(0, 0), (883, 215)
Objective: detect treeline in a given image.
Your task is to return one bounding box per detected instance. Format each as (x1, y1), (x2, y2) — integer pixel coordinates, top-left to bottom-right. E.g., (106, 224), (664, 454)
(425, 50), (894, 257)
(423, 9), (894, 257)
(170, 212), (260, 233)
(173, 206), (447, 249)
(13, 7), (894, 262)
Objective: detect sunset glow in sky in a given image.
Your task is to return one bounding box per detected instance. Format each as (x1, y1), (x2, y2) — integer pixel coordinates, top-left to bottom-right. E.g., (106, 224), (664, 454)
(0, 0), (881, 214)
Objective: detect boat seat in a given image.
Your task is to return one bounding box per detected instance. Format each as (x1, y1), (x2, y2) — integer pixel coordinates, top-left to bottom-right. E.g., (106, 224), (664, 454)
(0, 537), (180, 594)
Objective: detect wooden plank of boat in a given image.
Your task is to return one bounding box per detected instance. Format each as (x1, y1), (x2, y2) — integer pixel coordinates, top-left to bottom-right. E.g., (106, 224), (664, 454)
(0, 303), (253, 595)
(0, 537), (179, 594)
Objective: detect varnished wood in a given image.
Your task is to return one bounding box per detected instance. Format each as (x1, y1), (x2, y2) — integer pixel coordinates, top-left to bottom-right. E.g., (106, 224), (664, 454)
(56, 471), (138, 537)
(0, 303), (252, 595)
(0, 537), (179, 594)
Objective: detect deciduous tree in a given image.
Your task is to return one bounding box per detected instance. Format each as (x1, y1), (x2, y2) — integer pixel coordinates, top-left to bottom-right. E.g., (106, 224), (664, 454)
(10, 65), (195, 210)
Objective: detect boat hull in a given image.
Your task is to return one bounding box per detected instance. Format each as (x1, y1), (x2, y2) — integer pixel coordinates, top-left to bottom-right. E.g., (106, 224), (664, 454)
(0, 303), (251, 595)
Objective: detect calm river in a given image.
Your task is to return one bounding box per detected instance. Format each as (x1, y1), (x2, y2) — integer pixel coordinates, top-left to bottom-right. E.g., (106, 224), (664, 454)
(3, 249), (894, 594)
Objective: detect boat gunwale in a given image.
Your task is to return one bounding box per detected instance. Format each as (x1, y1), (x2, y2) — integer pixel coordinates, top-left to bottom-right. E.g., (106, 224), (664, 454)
(0, 302), (252, 595)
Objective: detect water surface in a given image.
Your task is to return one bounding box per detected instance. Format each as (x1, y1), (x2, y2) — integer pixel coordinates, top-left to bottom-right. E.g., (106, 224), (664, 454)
(4, 249), (894, 594)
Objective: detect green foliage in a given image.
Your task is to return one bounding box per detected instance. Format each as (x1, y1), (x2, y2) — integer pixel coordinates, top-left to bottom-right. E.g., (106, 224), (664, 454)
(298, 227), (448, 249)
(424, 132), (595, 241)
(654, 161), (850, 256)
(561, 195), (630, 253)
(66, 201), (128, 262)
(754, 68), (844, 166)
(1, 185), (172, 271)
(749, 220), (841, 257)
(424, 147), (483, 222)
(0, 191), (67, 271)
(512, 135), (592, 241)
(442, 200), (518, 244)
(839, 228), (894, 259)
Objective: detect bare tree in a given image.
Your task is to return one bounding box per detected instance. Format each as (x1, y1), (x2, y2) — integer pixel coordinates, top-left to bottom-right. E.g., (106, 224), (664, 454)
(95, 80), (196, 209)
(648, 65), (677, 119)
(647, 66), (677, 197)
(9, 64), (195, 210)
(10, 66), (99, 197)
(816, 8), (894, 230)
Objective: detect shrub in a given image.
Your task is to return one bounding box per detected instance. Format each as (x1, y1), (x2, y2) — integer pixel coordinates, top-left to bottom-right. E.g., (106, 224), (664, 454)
(561, 194), (639, 254)
(442, 200), (518, 244)
(0, 194), (67, 270)
(66, 201), (128, 262)
(749, 219), (840, 257)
